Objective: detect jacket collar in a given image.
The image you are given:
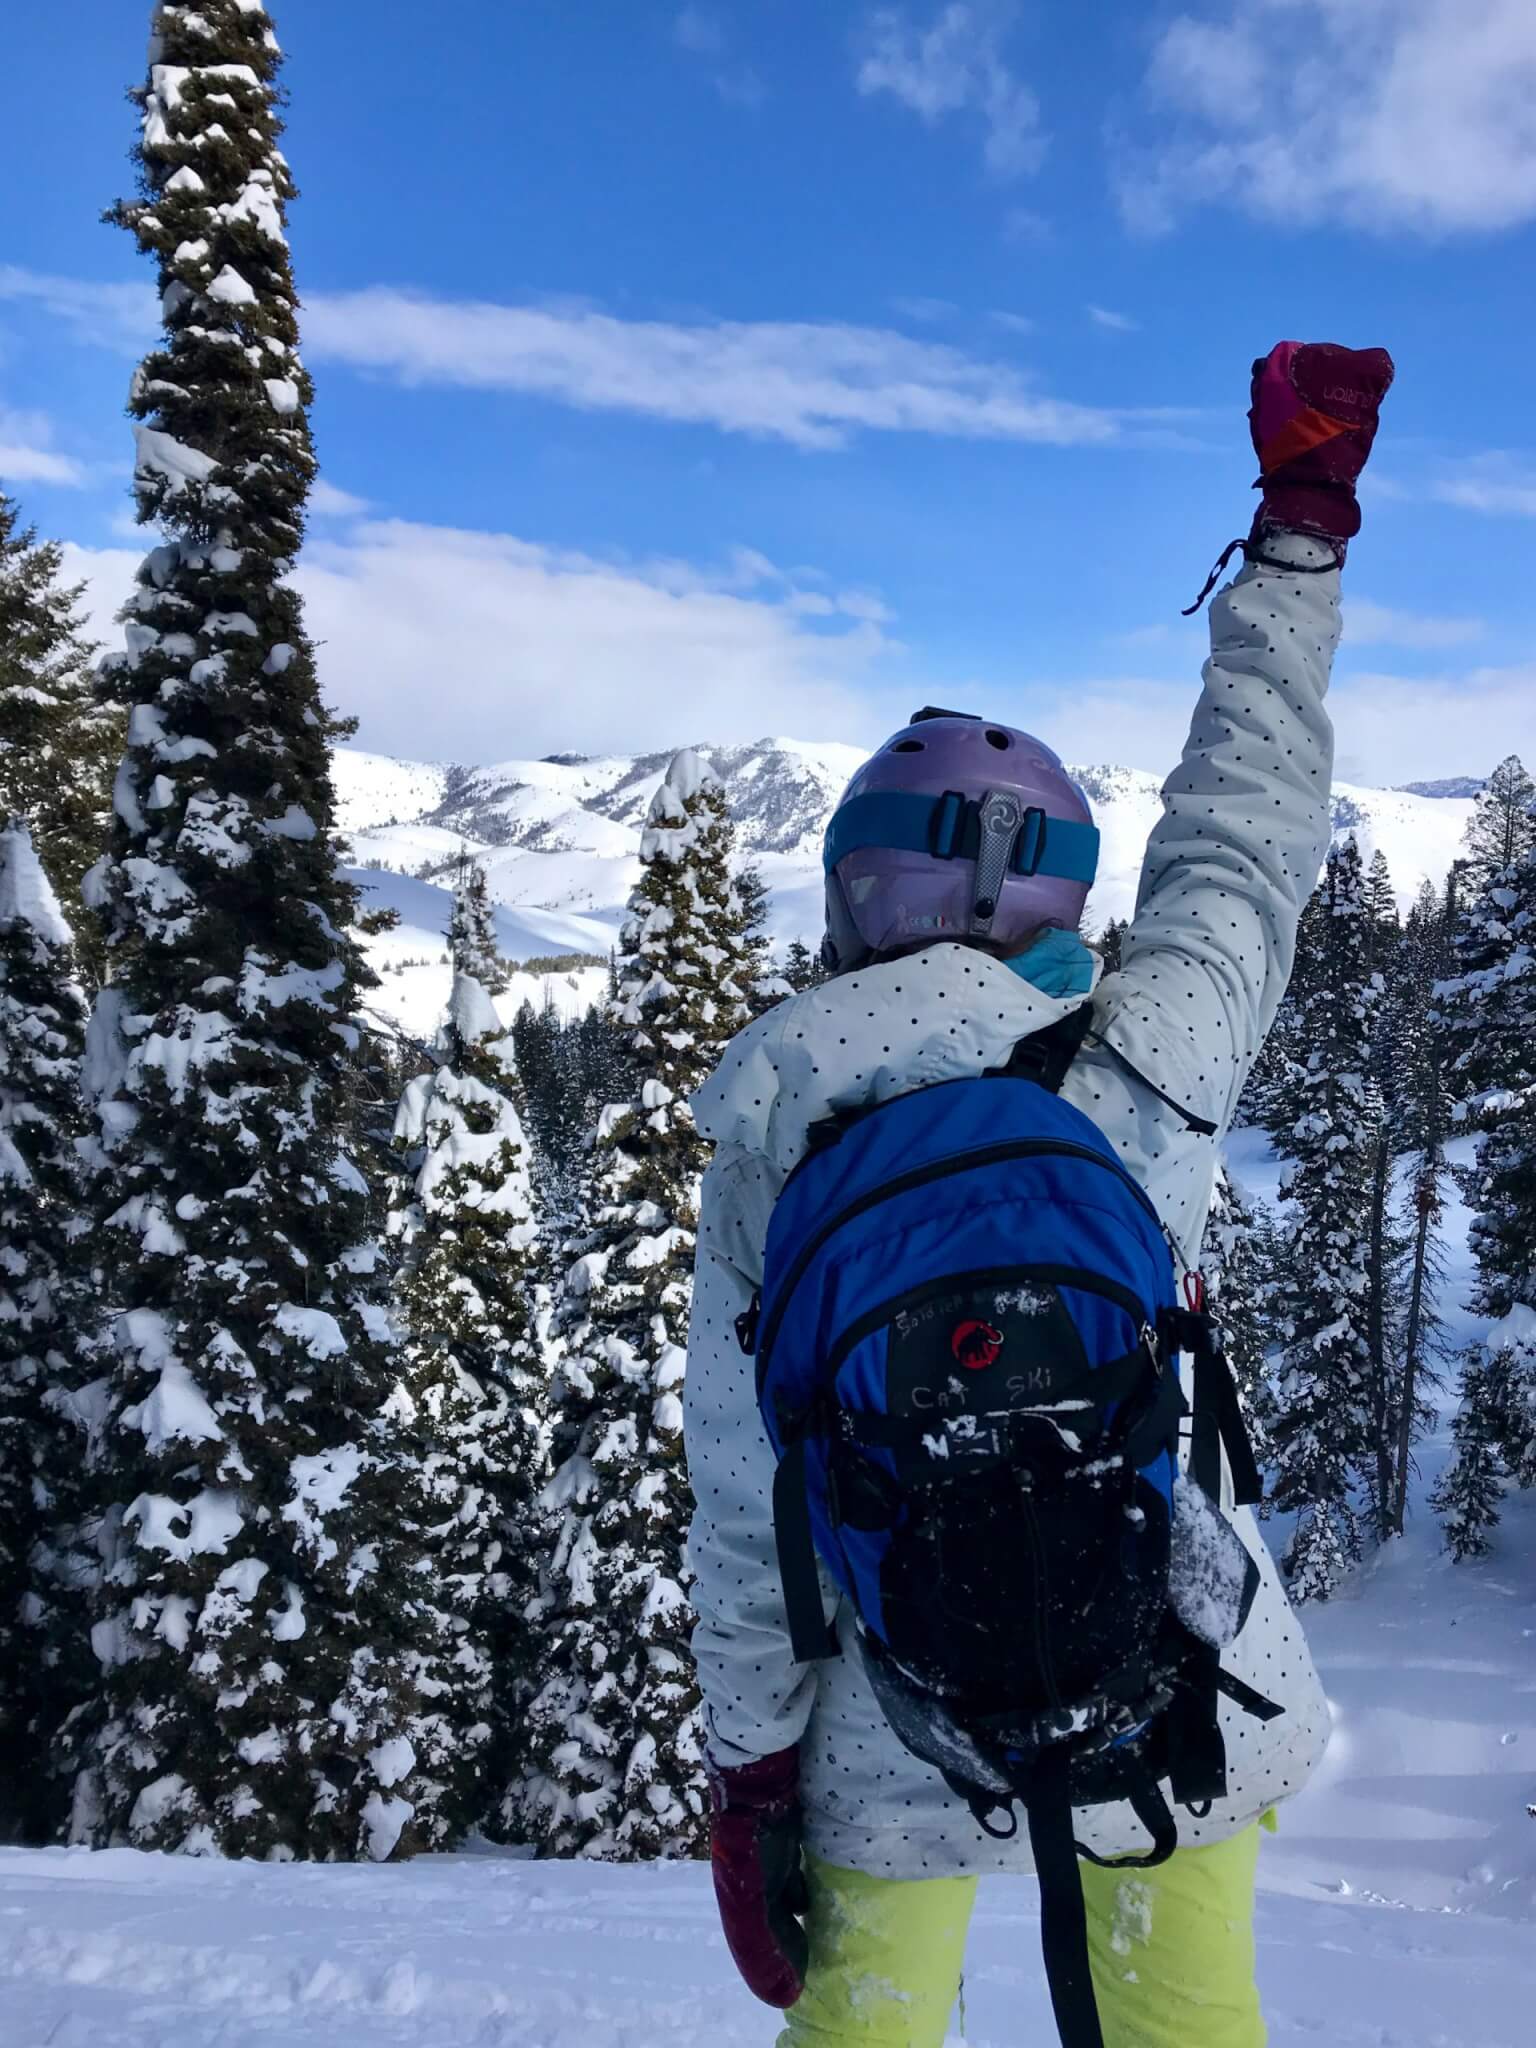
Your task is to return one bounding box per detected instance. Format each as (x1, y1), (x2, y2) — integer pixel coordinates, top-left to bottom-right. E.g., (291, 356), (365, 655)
(693, 942), (1101, 1176)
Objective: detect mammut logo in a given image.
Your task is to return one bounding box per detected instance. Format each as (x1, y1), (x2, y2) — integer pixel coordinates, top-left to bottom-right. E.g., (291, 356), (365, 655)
(951, 1319), (1004, 1370)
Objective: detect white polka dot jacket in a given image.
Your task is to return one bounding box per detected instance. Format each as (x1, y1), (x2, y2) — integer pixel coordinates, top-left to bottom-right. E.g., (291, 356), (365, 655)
(687, 535), (1338, 1878)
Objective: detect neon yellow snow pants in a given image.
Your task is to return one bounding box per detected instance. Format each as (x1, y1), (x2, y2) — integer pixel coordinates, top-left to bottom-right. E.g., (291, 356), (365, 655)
(777, 1823), (1265, 2048)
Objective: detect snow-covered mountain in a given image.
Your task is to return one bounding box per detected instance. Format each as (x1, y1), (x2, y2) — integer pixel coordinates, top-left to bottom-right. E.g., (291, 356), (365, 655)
(338, 739), (1478, 1041)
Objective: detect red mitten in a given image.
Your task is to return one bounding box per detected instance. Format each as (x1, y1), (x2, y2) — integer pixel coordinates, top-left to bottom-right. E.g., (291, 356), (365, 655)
(709, 1747), (809, 2009)
(1248, 340), (1396, 549)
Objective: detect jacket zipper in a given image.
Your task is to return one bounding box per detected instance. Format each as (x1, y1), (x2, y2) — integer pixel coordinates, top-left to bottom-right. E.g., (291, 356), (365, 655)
(755, 1136), (1161, 1382)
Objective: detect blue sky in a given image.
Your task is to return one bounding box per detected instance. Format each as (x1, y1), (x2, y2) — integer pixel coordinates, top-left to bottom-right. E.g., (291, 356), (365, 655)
(2, 0), (1534, 782)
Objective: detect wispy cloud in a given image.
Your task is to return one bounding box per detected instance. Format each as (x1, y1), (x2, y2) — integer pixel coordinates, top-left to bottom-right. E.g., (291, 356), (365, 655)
(62, 526), (904, 760)
(1, 263), (1140, 455)
(672, 6), (765, 106)
(0, 264), (155, 350)
(891, 295), (958, 324)
(298, 288), (1121, 451)
(0, 404), (86, 488)
(1374, 453), (1536, 520)
(855, 3), (1044, 179)
(1344, 598), (1485, 650)
(990, 309), (1037, 335)
(1123, 0), (1536, 236)
(673, 6), (725, 55)
(1087, 304), (1138, 333)
(309, 478), (373, 519)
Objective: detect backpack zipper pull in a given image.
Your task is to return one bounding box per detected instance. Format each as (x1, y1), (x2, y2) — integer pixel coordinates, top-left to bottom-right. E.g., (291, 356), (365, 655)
(736, 1292), (762, 1357)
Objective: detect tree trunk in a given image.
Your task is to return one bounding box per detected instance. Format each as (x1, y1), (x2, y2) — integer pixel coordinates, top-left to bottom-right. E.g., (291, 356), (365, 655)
(1395, 1071), (1445, 1536)
(1367, 1125), (1396, 1540)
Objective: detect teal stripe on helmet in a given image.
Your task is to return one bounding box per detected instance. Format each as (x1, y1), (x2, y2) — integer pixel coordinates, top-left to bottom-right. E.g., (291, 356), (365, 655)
(824, 790), (1100, 887)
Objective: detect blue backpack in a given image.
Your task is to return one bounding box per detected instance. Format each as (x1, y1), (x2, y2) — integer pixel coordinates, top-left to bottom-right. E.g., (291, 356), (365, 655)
(738, 1007), (1276, 2048)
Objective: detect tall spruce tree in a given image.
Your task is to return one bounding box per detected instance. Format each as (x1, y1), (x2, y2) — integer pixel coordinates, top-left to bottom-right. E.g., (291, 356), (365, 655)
(74, 2), (439, 1860)
(1269, 841), (1380, 1599)
(522, 751), (751, 1858)
(1201, 1165), (1277, 1480)
(1097, 916), (1129, 976)
(1240, 882), (1327, 1141)
(1431, 821), (1536, 1554)
(1461, 755), (1536, 893)
(782, 936), (826, 994)
(390, 969), (544, 1840)
(0, 494), (120, 984)
(735, 860), (779, 1014)
(448, 855), (503, 992)
(0, 823), (99, 1840)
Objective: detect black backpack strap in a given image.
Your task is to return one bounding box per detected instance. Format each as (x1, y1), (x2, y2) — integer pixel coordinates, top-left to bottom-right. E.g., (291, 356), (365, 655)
(1023, 1751), (1107, 2048)
(771, 1432), (840, 1663)
(1161, 1307), (1264, 1508)
(999, 1000), (1097, 1095)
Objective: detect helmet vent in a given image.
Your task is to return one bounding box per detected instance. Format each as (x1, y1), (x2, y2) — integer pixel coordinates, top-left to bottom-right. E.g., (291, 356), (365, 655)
(984, 728), (1011, 750)
(891, 738), (925, 753)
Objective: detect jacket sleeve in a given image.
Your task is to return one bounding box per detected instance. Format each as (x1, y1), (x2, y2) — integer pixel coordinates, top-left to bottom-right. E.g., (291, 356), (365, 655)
(684, 1145), (824, 1767)
(1095, 532), (1341, 1140)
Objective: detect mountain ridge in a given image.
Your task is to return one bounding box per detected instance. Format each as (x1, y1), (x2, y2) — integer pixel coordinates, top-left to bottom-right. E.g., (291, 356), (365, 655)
(336, 738), (1478, 1041)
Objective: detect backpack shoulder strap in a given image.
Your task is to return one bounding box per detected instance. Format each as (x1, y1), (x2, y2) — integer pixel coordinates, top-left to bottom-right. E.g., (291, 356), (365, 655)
(995, 999), (1097, 1094)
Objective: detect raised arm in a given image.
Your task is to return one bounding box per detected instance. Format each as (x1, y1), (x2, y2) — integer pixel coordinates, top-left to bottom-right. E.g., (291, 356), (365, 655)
(1098, 341), (1395, 1139)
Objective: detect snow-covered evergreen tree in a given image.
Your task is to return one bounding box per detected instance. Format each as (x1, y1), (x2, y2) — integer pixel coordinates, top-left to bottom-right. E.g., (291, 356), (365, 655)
(1201, 1165), (1277, 1479)
(522, 752), (751, 1859)
(1431, 815), (1536, 1554)
(1432, 1349), (1523, 1561)
(1240, 883), (1326, 1142)
(390, 970), (544, 1841)
(1270, 841), (1380, 1599)
(448, 856), (503, 992)
(74, 1), (440, 1861)
(1361, 849), (1401, 971)
(782, 937), (825, 994)
(1461, 755), (1536, 894)
(0, 823), (99, 1840)
(0, 494), (120, 984)
(1096, 916), (1129, 976)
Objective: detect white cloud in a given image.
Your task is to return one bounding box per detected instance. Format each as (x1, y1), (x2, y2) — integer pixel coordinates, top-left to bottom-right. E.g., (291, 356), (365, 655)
(1343, 599), (1485, 650)
(1017, 658), (1536, 788)
(61, 524), (904, 760)
(1001, 205), (1051, 243)
(1436, 477), (1536, 518)
(309, 478), (372, 519)
(0, 404), (86, 488)
(299, 288), (1120, 451)
(1087, 304), (1138, 332)
(60, 529), (1533, 787)
(855, 3), (1044, 179)
(0, 264), (155, 350)
(891, 295), (958, 323)
(673, 6), (725, 55)
(1430, 458), (1536, 519)
(0, 264), (1119, 454)
(990, 309), (1037, 335)
(1126, 0), (1536, 236)
(672, 7), (765, 105)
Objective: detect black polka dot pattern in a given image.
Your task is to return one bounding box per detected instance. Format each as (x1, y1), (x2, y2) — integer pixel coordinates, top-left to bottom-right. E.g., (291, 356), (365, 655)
(684, 536), (1340, 1877)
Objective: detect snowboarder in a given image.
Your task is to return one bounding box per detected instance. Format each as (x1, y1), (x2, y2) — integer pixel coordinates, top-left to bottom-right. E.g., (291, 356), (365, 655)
(685, 340), (1394, 2047)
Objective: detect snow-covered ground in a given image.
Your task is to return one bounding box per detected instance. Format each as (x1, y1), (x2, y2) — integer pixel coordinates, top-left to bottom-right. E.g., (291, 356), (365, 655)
(4, 1219), (1531, 2043)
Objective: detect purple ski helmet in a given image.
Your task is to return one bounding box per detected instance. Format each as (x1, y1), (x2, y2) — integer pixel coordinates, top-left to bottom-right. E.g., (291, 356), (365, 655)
(822, 707), (1099, 970)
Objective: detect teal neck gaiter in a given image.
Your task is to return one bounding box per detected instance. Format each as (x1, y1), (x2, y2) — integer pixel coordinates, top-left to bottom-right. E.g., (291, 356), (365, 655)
(1005, 927), (1096, 999)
